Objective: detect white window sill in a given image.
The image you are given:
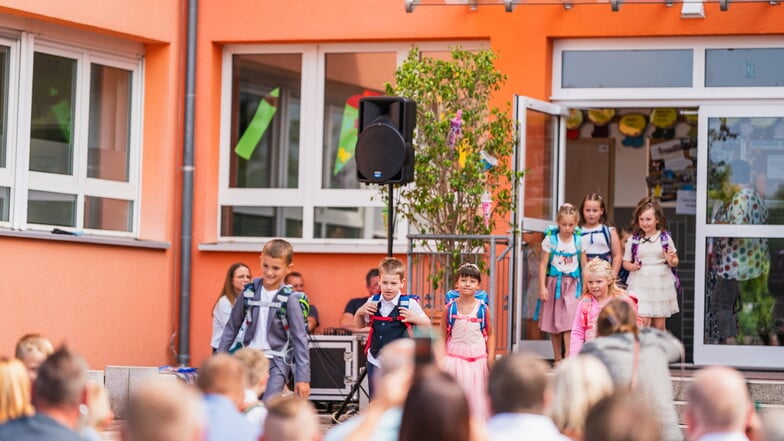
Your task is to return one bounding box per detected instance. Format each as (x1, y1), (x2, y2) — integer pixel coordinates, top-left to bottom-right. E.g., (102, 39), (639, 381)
(0, 229), (169, 250)
(198, 239), (408, 254)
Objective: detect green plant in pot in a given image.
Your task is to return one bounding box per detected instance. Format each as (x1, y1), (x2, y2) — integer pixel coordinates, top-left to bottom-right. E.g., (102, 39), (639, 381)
(382, 46), (523, 295)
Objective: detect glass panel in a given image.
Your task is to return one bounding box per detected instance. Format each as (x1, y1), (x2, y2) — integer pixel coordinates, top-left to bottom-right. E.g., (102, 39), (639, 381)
(705, 237), (782, 346)
(88, 64), (132, 182)
(27, 190), (76, 227)
(706, 49), (784, 87)
(313, 206), (385, 239)
(0, 186), (8, 221)
(520, 232), (549, 342)
(230, 54), (301, 189)
(84, 196), (132, 232)
(562, 50), (693, 88)
(29, 53), (76, 174)
(0, 46), (9, 169)
(220, 206), (303, 237)
(322, 52), (395, 189)
(523, 109), (558, 220)
(706, 117), (784, 225)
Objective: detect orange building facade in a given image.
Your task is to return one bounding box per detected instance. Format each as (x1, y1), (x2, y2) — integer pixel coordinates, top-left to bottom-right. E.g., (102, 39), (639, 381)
(0, 0), (782, 369)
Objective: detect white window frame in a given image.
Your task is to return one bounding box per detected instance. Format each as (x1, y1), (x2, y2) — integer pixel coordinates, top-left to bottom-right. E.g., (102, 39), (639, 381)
(0, 34), (20, 220)
(217, 41), (487, 249)
(6, 31), (143, 237)
(552, 36), (784, 103)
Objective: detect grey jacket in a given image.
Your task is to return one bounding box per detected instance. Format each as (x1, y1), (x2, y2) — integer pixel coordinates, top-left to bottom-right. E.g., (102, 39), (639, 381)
(218, 280), (310, 383)
(581, 328), (684, 441)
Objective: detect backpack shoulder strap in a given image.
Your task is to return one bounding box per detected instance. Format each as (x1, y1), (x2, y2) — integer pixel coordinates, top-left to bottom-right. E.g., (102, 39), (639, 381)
(602, 225), (611, 249)
(660, 230), (670, 251)
(631, 233), (641, 262)
(446, 299), (458, 336)
(574, 227), (582, 251)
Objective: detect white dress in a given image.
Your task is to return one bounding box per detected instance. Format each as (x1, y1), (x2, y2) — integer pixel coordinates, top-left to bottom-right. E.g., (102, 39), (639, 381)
(623, 231), (679, 318)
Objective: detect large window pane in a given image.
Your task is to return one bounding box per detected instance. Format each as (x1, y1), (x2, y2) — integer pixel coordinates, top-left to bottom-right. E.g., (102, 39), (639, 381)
(220, 206), (302, 237)
(29, 53), (76, 174)
(230, 54), (301, 189)
(562, 50), (692, 88)
(27, 190), (76, 227)
(706, 49), (784, 87)
(88, 64), (131, 181)
(705, 237), (782, 346)
(84, 196), (132, 232)
(523, 109), (558, 219)
(0, 46), (9, 169)
(0, 186), (9, 221)
(314, 206), (385, 239)
(706, 116), (784, 225)
(322, 52), (395, 189)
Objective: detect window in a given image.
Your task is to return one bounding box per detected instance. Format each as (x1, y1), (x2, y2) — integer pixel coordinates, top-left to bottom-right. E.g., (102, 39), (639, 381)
(0, 31), (142, 236)
(706, 48), (784, 87)
(561, 49), (693, 88)
(219, 42), (484, 243)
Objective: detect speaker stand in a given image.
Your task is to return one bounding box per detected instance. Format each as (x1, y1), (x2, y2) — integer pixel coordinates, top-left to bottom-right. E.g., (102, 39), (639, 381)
(387, 183), (394, 258)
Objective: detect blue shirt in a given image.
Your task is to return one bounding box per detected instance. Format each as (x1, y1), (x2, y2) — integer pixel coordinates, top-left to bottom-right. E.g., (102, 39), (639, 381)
(203, 394), (259, 441)
(0, 413), (86, 441)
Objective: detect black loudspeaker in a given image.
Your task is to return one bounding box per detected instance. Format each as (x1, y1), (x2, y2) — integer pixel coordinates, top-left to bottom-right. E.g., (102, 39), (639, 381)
(355, 96), (416, 184)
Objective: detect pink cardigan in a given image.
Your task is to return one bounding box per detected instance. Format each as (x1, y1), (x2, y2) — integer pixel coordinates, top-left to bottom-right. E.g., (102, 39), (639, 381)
(569, 293), (640, 357)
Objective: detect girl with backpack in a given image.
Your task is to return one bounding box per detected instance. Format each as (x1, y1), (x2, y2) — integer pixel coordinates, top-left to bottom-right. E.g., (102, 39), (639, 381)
(622, 197), (680, 330)
(538, 203), (587, 364)
(570, 258), (640, 356)
(441, 262), (495, 421)
(579, 193), (623, 276)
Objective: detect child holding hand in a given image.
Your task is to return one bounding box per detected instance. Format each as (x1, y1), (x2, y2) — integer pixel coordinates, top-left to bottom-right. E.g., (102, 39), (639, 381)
(570, 258), (640, 356)
(441, 262), (495, 421)
(622, 197), (680, 330)
(539, 203), (587, 363)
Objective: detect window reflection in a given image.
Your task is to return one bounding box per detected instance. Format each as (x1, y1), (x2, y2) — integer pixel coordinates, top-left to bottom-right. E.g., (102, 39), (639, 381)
(707, 117), (784, 225)
(523, 110), (558, 220)
(705, 237), (783, 346)
(220, 206), (302, 238)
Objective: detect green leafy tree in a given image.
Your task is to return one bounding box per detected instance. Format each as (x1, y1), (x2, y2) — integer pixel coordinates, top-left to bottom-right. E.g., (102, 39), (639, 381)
(383, 46), (523, 290)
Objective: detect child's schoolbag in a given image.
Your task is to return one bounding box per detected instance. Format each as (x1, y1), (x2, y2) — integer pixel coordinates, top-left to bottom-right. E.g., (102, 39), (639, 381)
(444, 289), (490, 338)
(630, 231), (681, 292)
(363, 293), (420, 355)
(534, 226), (583, 321)
(582, 224), (612, 262)
(228, 280), (310, 353)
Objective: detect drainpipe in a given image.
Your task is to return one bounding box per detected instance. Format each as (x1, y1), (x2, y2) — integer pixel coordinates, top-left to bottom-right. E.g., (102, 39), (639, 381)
(177, 0), (198, 366)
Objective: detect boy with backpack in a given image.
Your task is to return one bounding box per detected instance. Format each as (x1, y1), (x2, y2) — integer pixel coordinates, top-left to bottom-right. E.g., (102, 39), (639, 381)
(353, 257), (431, 398)
(219, 238), (310, 403)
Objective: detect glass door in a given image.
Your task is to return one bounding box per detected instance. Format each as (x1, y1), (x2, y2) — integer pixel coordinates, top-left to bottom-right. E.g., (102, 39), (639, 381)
(512, 96), (569, 357)
(695, 105), (784, 368)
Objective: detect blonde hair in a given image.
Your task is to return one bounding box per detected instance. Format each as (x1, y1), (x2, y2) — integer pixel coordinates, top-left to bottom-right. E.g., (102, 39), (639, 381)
(261, 238), (294, 265)
(549, 355), (614, 438)
(379, 257), (406, 280)
(0, 357), (34, 423)
(232, 348), (269, 389)
(557, 203), (580, 224)
(583, 258), (625, 297)
(85, 381), (113, 430)
(15, 333), (54, 360)
(264, 396), (319, 441)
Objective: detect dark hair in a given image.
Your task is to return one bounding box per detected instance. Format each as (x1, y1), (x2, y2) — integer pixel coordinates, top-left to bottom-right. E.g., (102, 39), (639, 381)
(629, 197), (667, 234)
(34, 346), (88, 407)
(399, 365), (471, 441)
(217, 263), (250, 308)
(456, 262), (482, 282)
(584, 391), (661, 441)
(596, 298), (639, 338)
(579, 193), (610, 226)
(285, 271), (303, 283)
(488, 353), (549, 414)
(365, 268), (379, 287)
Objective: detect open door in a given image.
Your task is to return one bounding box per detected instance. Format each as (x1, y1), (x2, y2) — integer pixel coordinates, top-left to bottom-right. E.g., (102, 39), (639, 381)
(512, 96), (569, 357)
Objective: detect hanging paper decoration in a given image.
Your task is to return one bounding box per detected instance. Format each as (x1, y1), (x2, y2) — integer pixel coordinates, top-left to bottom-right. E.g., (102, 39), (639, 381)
(447, 110), (463, 149)
(587, 108), (615, 138)
(333, 90), (383, 175)
(481, 191), (492, 228)
(619, 113), (647, 148)
(650, 108), (678, 139)
(566, 108), (584, 140)
(457, 139), (469, 168)
(234, 87), (280, 160)
(480, 150), (498, 170)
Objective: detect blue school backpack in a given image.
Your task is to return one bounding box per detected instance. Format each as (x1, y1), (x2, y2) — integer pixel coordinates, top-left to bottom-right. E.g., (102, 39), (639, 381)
(534, 225), (583, 320)
(444, 289), (490, 338)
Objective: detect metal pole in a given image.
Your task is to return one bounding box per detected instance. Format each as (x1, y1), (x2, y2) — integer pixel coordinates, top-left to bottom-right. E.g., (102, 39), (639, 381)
(387, 183), (394, 257)
(177, 0), (198, 366)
